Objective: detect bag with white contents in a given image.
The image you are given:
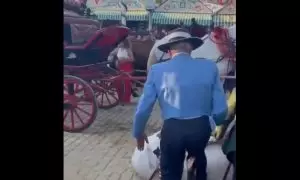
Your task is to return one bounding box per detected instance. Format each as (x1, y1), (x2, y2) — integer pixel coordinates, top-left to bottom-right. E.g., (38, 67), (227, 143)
(132, 143), (159, 180)
(147, 131), (161, 152)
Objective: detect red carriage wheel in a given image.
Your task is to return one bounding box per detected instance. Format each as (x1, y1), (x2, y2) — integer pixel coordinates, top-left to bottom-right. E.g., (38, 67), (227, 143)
(63, 75), (97, 132)
(91, 78), (125, 109)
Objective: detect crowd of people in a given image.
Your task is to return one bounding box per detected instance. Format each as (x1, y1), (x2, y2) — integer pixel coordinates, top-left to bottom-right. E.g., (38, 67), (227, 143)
(126, 18), (208, 41)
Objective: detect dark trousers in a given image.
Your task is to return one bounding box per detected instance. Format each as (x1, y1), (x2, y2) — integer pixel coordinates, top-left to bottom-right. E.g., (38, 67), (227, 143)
(160, 116), (212, 180)
(227, 152), (236, 180)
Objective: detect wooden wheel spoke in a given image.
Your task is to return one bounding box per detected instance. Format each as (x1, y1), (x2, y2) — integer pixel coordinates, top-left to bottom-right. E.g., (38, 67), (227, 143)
(76, 106), (92, 116)
(64, 110), (70, 120)
(101, 92), (104, 105)
(74, 109), (85, 125)
(93, 79), (121, 109)
(101, 87), (118, 100)
(70, 109), (75, 129)
(104, 92), (112, 105)
(107, 91), (118, 101)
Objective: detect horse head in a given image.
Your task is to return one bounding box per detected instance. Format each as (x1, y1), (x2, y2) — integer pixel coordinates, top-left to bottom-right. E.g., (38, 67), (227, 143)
(191, 25), (236, 77)
(210, 26), (235, 61)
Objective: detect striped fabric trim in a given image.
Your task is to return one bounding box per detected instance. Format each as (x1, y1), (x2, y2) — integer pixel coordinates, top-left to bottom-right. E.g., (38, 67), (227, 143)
(94, 10), (148, 21)
(214, 15), (236, 27)
(153, 12), (212, 26)
(94, 10), (121, 21)
(126, 10), (148, 21)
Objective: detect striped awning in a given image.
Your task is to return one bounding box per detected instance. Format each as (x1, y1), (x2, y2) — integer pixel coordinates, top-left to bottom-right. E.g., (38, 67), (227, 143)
(126, 11), (148, 21)
(214, 15), (236, 27)
(94, 10), (148, 21)
(95, 10), (121, 21)
(153, 12), (212, 26)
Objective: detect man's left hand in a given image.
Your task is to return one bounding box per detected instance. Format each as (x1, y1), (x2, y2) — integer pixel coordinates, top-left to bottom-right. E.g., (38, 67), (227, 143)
(136, 134), (149, 151)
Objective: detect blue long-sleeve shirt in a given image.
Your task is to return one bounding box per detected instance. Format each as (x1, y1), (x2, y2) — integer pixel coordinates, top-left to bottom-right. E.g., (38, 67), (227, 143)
(132, 54), (228, 138)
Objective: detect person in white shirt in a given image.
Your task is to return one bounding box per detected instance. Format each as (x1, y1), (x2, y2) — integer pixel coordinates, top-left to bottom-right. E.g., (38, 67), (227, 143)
(109, 39), (135, 103)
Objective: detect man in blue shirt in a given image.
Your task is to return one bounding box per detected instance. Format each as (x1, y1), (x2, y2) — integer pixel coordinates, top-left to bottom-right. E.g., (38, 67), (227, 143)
(132, 31), (228, 180)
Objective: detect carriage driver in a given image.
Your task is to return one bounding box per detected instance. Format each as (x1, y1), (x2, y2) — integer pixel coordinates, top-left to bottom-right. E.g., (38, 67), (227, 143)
(132, 31), (228, 180)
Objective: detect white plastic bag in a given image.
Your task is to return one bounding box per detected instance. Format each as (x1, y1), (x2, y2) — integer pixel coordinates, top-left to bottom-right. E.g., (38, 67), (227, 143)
(132, 143), (159, 180)
(147, 131), (161, 152)
(181, 153), (189, 180)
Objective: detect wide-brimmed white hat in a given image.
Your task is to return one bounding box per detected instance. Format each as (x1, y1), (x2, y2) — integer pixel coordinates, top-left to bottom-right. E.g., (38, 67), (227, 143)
(157, 31), (203, 53)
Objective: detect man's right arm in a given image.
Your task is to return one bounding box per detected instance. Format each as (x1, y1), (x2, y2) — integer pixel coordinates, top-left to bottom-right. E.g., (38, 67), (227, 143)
(211, 64), (228, 125)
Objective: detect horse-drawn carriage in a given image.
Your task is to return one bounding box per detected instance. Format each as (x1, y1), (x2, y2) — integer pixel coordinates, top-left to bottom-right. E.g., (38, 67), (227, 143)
(63, 10), (132, 132)
(63, 10), (154, 132)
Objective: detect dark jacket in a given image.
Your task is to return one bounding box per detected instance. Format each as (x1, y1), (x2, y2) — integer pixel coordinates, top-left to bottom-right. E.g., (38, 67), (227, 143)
(190, 24), (206, 38)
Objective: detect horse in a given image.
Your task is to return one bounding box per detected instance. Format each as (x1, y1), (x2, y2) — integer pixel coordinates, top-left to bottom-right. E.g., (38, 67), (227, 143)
(129, 32), (156, 83)
(131, 36), (156, 72)
(192, 25), (236, 81)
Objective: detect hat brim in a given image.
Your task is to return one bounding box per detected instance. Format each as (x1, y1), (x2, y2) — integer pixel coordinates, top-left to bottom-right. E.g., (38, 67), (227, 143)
(157, 37), (204, 53)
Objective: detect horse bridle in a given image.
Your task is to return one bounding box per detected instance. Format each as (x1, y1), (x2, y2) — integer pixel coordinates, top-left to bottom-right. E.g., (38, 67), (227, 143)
(207, 26), (236, 63)
(216, 38), (236, 63)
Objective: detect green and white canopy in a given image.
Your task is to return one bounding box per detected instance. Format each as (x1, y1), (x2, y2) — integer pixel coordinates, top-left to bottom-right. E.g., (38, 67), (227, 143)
(153, 12), (211, 26)
(87, 0), (148, 21)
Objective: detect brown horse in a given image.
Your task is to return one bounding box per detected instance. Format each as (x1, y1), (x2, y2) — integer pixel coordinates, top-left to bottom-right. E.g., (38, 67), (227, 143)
(129, 32), (156, 76)
(131, 38), (155, 71)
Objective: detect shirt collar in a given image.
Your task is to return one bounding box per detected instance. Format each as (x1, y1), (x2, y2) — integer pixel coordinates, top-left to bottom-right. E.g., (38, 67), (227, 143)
(171, 52), (190, 58)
